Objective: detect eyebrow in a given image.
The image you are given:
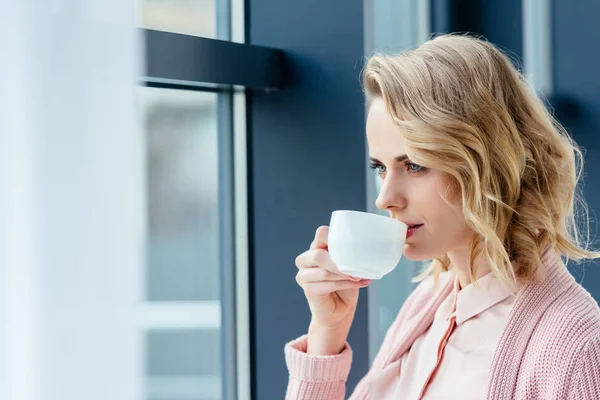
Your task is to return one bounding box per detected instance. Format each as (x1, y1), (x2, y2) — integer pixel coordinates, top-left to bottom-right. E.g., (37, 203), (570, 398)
(369, 155), (409, 164)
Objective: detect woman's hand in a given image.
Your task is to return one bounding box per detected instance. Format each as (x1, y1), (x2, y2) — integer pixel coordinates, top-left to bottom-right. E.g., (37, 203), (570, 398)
(295, 226), (371, 354)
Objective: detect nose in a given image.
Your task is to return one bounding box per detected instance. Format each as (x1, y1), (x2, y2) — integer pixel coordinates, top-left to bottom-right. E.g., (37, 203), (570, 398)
(375, 175), (407, 211)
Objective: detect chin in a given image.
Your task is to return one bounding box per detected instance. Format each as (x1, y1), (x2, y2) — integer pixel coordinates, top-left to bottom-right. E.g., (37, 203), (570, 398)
(403, 243), (438, 262)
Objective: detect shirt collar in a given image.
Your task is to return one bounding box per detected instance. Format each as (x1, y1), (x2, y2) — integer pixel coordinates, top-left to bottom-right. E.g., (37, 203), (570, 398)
(447, 270), (519, 325)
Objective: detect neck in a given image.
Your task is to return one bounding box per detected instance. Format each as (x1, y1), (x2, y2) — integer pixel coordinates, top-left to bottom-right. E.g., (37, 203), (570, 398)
(446, 248), (493, 289)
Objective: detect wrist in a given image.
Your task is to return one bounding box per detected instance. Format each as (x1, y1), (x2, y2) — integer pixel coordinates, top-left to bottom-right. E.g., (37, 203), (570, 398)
(306, 322), (350, 355)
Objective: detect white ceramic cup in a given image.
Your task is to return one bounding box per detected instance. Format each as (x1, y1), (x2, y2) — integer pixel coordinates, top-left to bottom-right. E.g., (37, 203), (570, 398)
(327, 210), (407, 280)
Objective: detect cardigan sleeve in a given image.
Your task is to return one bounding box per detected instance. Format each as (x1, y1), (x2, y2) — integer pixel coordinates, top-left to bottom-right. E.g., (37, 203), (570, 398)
(284, 334), (353, 400)
(568, 333), (600, 400)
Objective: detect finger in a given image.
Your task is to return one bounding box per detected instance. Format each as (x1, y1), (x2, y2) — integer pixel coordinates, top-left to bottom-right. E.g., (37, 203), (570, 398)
(296, 267), (355, 285)
(295, 249), (363, 281)
(296, 248), (340, 275)
(310, 225), (329, 250)
(303, 280), (371, 297)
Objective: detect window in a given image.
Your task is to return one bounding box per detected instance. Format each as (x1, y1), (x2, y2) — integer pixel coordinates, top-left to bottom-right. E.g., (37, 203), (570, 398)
(139, 0), (217, 38)
(141, 87), (221, 400)
(139, 0), (283, 396)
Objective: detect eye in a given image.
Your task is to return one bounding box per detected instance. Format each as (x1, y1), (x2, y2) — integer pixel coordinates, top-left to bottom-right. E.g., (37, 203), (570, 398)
(369, 162), (386, 176)
(405, 162), (425, 173)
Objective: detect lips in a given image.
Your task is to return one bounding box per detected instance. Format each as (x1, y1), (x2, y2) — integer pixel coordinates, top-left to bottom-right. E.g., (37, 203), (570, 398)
(406, 224), (423, 239)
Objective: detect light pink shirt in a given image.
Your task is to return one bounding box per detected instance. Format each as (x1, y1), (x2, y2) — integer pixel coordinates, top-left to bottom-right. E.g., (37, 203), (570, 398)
(372, 271), (517, 399)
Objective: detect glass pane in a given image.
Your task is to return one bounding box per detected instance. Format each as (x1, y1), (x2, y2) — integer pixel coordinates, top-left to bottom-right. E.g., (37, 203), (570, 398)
(139, 0), (216, 38)
(371, 0), (423, 53)
(142, 87), (221, 400)
(144, 87), (218, 302)
(147, 330), (221, 400)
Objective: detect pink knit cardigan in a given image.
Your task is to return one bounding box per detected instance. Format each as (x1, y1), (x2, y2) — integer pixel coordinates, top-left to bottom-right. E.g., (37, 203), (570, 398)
(285, 249), (600, 399)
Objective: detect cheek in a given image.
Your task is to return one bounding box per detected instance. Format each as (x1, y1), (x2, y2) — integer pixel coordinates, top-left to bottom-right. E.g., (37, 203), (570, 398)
(420, 182), (470, 240)
(403, 175), (473, 259)
(429, 197), (473, 249)
(414, 178), (451, 216)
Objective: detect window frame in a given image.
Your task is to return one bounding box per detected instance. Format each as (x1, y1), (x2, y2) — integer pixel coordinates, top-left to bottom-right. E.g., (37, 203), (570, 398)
(140, 2), (284, 399)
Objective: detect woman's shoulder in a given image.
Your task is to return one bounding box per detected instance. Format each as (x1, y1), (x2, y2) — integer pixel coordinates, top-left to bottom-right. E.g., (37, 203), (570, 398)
(519, 250), (600, 344)
(544, 280), (600, 335)
(505, 281), (600, 398)
(528, 279), (600, 354)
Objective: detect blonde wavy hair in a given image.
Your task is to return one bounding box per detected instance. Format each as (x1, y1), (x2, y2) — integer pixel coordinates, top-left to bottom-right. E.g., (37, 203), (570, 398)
(362, 34), (600, 290)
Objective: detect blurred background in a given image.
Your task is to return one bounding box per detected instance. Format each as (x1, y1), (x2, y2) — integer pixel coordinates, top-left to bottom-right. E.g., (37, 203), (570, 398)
(1, 0), (599, 399)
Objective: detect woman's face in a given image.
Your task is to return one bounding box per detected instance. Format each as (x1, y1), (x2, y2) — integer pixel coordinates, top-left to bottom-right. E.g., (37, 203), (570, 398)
(366, 98), (473, 261)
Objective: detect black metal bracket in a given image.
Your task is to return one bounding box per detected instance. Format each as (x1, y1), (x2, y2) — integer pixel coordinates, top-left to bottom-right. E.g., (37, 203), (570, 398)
(143, 29), (287, 91)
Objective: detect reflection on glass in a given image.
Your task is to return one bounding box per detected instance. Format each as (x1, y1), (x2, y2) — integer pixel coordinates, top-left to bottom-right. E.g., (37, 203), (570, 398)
(142, 87), (221, 400)
(139, 0), (216, 38)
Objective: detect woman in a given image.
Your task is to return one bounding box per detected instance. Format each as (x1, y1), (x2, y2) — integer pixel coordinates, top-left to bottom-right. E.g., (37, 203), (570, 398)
(285, 34), (600, 399)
